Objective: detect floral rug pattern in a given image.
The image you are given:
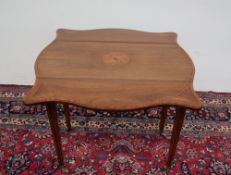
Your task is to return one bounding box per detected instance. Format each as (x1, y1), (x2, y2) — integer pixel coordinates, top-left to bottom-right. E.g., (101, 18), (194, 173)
(0, 85), (231, 174)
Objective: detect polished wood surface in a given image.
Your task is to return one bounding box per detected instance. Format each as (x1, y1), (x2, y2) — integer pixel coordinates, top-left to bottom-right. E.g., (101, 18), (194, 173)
(159, 106), (168, 135)
(23, 28), (201, 110)
(23, 29), (202, 168)
(63, 103), (71, 131)
(46, 103), (63, 165)
(167, 107), (186, 168)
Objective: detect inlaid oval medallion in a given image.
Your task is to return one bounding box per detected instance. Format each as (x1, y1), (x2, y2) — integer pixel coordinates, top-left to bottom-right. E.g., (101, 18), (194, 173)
(102, 52), (130, 65)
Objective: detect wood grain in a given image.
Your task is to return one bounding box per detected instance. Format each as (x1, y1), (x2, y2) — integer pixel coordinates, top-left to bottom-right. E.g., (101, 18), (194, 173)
(23, 28), (201, 110)
(159, 106), (168, 135)
(46, 103), (63, 165)
(63, 103), (71, 131)
(167, 106), (186, 168)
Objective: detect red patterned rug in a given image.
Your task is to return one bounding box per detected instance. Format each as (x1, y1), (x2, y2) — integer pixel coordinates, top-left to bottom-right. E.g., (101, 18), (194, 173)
(0, 85), (231, 175)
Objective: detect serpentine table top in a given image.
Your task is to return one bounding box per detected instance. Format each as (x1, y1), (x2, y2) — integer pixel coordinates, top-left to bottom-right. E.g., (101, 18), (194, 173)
(23, 29), (201, 110)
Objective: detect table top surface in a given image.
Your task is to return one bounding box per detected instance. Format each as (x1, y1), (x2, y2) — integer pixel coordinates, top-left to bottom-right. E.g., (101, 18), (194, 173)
(23, 29), (201, 110)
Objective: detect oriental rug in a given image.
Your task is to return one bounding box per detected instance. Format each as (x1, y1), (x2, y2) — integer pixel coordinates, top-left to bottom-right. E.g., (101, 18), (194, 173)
(0, 85), (230, 174)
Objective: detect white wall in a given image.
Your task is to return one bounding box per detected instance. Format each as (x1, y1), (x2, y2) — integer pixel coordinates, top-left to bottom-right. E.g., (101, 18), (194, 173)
(0, 0), (231, 91)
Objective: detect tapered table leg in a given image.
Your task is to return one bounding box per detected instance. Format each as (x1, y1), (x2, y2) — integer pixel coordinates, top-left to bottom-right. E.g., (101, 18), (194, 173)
(46, 103), (64, 165)
(159, 106), (168, 135)
(167, 106), (185, 168)
(63, 103), (71, 131)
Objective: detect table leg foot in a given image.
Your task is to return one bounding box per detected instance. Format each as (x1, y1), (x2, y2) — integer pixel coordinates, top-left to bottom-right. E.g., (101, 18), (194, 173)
(46, 103), (64, 165)
(63, 103), (71, 131)
(167, 106), (185, 168)
(159, 106), (168, 135)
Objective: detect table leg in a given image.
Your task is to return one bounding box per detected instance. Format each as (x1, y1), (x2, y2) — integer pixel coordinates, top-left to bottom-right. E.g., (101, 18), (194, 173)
(63, 103), (71, 131)
(46, 103), (64, 165)
(159, 106), (168, 135)
(167, 106), (185, 168)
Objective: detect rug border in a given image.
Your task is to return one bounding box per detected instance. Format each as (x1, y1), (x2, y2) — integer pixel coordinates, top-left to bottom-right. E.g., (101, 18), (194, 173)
(0, 84), (231, 94)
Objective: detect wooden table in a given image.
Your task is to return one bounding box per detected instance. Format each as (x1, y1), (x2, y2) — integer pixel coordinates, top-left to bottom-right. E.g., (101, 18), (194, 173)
(23, 29), (201, 168)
